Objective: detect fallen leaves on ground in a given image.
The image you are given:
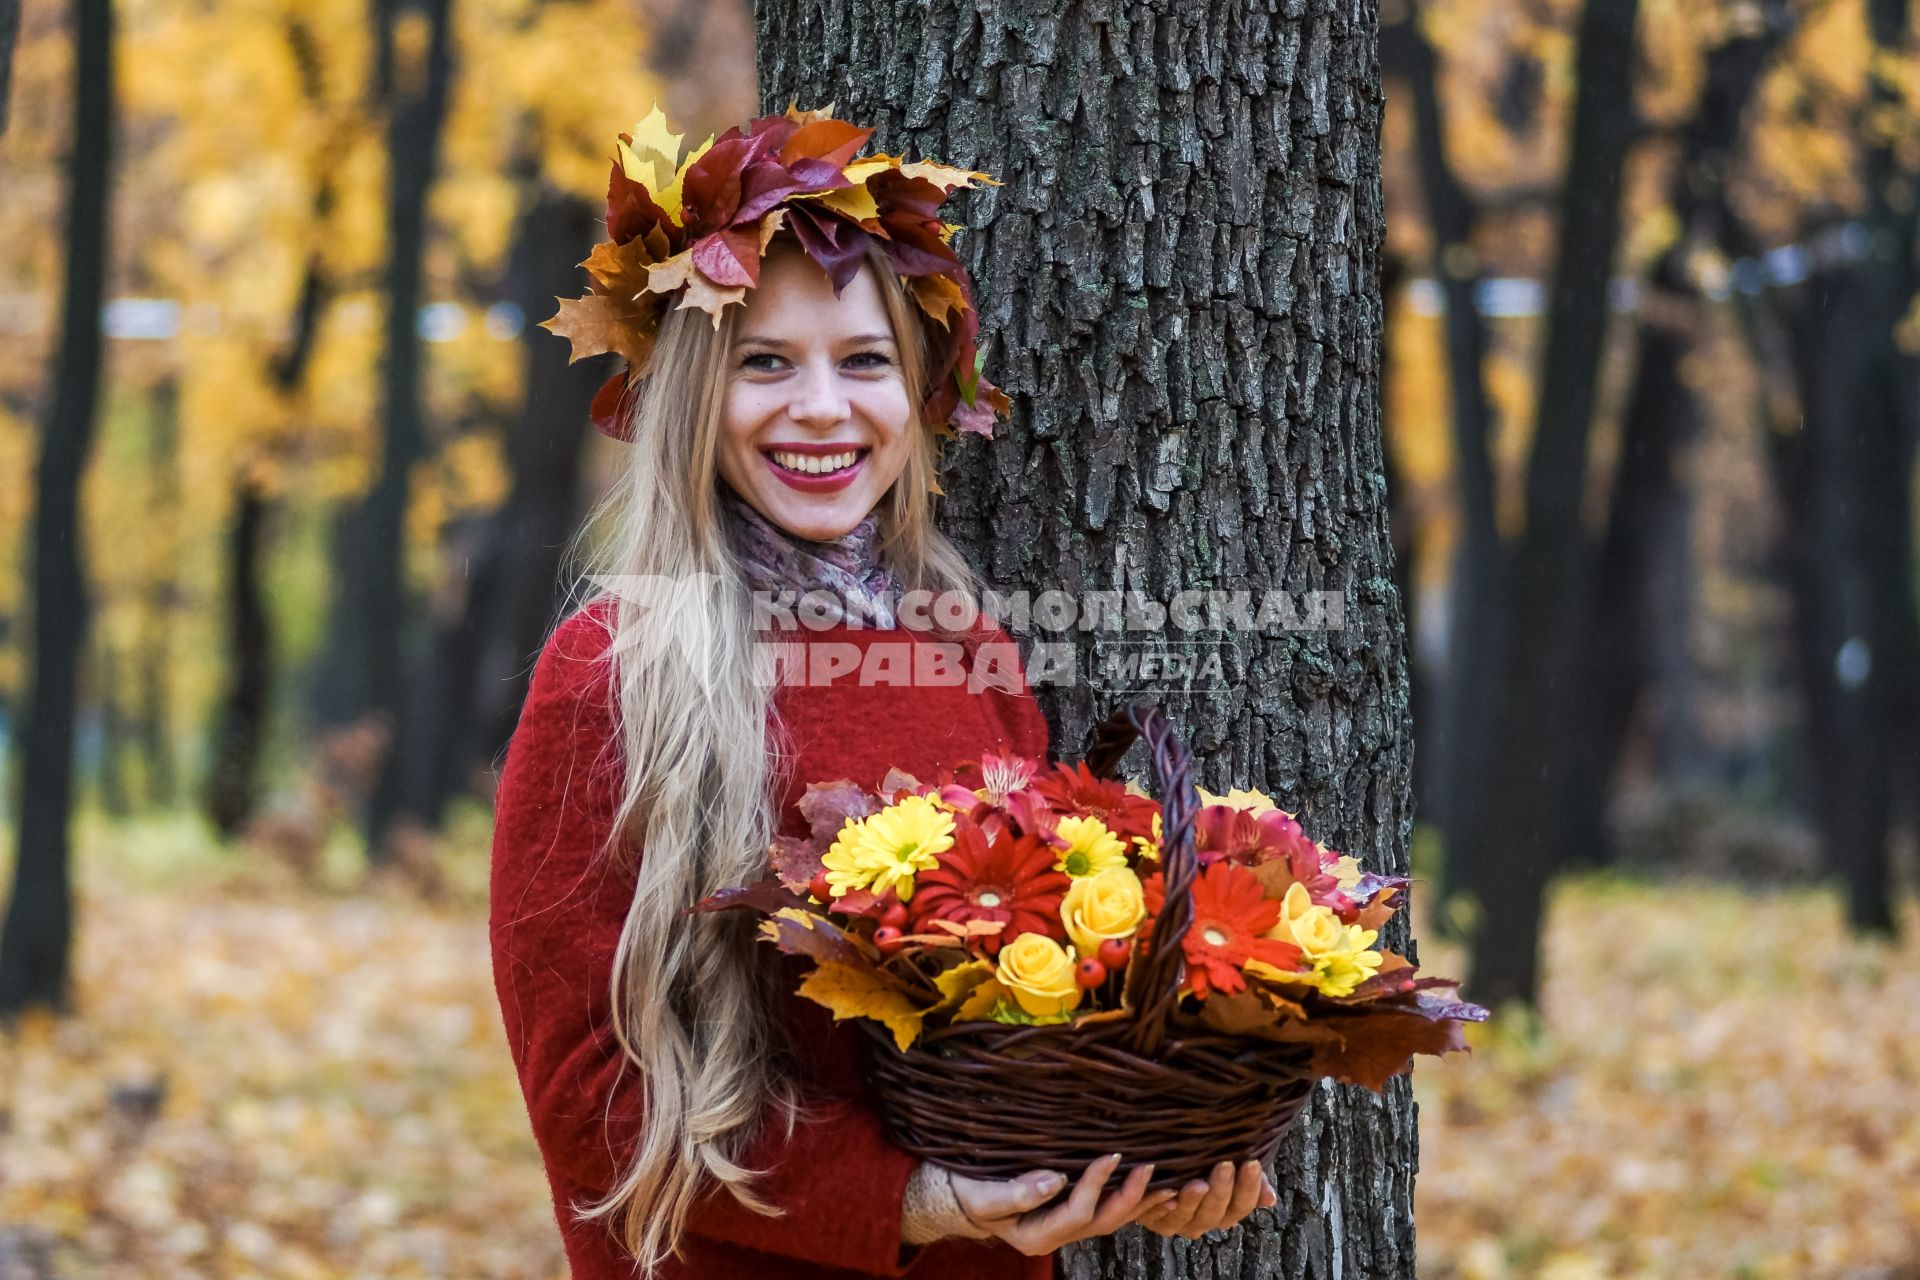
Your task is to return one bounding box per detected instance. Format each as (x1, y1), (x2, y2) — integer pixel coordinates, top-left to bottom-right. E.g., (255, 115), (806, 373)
(0, 816), (567, 1280)
(1414, 876), (1920, 1280)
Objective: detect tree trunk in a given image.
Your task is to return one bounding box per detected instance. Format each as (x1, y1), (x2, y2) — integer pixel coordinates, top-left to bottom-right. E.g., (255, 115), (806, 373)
(353, 0), (456, 859)
(0, 0), (113, 1018)
(0, 0), (18, 137)
(97, 645), (132, 819)
(1744, 0), (1915, 936)
(758, 1), (1417, 1274)
(140, 376), (180, 808)
(1465, 0), (1640, 1009)
(1558, 11), (1787, 868)
(205, 477), (275, 838)
(1380, 8), (1502, 913)
(475, 191), (603, 793)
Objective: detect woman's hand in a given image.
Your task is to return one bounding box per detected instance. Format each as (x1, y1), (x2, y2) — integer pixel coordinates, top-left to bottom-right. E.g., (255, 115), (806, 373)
(1134, 1160), (1276, 1239)
(947, 1154), (1177, 1255)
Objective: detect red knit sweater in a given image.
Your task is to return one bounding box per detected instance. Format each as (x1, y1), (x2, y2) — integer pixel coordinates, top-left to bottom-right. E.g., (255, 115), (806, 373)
(489, 597), (1057, 1280)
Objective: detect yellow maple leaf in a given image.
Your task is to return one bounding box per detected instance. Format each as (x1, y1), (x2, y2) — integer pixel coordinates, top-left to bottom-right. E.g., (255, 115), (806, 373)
(953, 971), (1012, 1022)
(797, 962), (925, 1051)
(618, 104), (683, 194)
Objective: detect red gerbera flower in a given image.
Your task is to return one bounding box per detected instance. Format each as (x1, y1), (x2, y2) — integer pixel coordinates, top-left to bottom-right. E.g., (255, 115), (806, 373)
(1030, 762), (1161, 843)
(1142, 862), (1304, 999)
(910, 824), (1071, 949)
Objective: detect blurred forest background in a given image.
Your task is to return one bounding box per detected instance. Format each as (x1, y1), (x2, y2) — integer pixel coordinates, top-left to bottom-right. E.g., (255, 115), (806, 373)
(1, 0), (1917, 1276)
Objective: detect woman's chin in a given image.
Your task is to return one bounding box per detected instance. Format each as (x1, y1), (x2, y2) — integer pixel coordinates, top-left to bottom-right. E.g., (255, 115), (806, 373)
(756, 487), (878, 542)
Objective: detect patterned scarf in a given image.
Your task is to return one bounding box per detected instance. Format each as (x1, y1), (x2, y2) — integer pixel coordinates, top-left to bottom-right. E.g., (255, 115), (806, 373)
(718, 484), (901, 629)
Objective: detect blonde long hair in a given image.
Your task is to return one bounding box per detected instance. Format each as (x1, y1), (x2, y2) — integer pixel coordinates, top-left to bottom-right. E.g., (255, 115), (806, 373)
(564, 240), (981, 1272)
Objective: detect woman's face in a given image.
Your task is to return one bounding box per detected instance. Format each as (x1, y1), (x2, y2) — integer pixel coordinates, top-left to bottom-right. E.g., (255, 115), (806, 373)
(716, 249), (915, 542)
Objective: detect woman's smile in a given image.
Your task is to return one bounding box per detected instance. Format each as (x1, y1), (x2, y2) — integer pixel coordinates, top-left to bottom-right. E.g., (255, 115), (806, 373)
(761, 441), (873, 492)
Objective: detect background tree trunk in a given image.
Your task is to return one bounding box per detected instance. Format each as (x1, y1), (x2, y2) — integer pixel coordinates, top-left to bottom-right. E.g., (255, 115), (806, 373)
(1381, 8), (1501, 913)
(140, 376), (180, 808)
(473, 190), (603, 785)
(1558, 10), (1787, 869)
(350, 0), (456, 859)
(0, 0), (18, 137)
(0, 0), (113, 1017)
(757, 1), (1418, 1275)
(1462, 0), (1640, 1009)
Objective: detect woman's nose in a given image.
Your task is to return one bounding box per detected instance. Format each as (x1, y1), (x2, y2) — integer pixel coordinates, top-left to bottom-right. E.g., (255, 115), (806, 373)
(787, 359), (850, 426)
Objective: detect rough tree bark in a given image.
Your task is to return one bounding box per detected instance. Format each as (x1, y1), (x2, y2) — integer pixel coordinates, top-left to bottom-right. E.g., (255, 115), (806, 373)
(0, 0), (113, 1016)
(758, 2), (1417, 1276)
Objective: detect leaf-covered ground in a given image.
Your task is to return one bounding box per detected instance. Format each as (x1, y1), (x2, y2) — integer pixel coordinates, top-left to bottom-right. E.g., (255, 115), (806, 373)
(1412, 881), (1920, 1280)
(2, 817), (1915, 1278)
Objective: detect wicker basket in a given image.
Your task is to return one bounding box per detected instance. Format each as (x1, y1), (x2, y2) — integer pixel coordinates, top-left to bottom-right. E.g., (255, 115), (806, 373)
(857, 704), (1314, 1191)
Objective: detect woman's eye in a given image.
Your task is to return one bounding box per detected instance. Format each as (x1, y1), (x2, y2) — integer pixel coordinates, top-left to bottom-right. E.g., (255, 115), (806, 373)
(741, 351), (890, 370)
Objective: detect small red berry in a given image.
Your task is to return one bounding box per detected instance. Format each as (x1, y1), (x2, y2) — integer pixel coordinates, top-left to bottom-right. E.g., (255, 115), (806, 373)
(1075, 957), (1108, 989)
(873, 925), (906, 956)
(879, 899), (909, 930)
(808, 870), (833, 903)
(1097, 938), (1132, 970)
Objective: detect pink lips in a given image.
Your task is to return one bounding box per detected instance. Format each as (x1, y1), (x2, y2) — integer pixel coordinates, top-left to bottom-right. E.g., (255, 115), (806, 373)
(763, 450), (867, 493)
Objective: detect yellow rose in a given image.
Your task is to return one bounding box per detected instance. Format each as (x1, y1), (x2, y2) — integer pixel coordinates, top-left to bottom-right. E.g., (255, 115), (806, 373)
(994, 933), (1083, 1017)
(1061, 867), (1146, 953)
(1257, 884), (1383, 995)
(1268, 882), (1344, 954)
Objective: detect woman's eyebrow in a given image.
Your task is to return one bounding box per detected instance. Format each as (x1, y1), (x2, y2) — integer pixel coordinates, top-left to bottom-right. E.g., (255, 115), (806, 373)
(734, 332), (897, 348)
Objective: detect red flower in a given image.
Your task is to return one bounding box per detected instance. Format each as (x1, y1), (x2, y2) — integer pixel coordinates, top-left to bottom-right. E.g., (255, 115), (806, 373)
(1142, 863), (1304, 999)
(1029, 762), (1161, 843)
(911, 824), (1071, 948)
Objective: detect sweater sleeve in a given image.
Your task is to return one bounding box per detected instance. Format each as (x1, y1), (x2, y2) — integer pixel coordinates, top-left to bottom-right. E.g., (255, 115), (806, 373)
(488, 603), (925, 1277)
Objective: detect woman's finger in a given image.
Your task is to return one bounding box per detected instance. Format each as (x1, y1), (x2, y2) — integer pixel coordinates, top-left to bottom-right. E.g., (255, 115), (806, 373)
(1023, 1153), (1120, 1241)
(1182, 1162), (1238, 1237)
(1081, 1163), (1156, 1237)
(1141, 1176), (1210, 1236)
(1216, 1161), (1266, 1229)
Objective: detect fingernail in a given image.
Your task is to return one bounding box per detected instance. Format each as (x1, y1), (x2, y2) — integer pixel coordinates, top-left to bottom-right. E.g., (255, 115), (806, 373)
(1038, 1172), (1065, 1193)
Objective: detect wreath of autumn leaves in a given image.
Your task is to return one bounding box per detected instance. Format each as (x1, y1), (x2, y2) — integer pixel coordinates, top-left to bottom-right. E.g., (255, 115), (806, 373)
(542, 103), (1012, 443)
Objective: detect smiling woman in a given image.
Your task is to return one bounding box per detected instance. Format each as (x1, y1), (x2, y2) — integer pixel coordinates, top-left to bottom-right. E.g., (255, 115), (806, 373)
(491, 104), (1273, 1280)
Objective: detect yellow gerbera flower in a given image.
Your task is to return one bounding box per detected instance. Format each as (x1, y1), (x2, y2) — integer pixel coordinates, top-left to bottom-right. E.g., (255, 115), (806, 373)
(1131, 811), (1162, 862)
(1052, 815), (1129, 878)
(821, 795), (955, 903)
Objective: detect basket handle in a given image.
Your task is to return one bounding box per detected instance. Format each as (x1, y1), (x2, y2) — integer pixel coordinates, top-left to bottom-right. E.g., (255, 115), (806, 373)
(1083, 703), (1197, 1057)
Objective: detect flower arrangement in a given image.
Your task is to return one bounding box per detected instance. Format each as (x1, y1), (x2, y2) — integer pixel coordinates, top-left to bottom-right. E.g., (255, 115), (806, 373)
(698, 749), (1485, 1093)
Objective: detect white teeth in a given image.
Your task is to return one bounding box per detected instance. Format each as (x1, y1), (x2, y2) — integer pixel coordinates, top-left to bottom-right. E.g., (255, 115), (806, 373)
(771, 450), (858, 475)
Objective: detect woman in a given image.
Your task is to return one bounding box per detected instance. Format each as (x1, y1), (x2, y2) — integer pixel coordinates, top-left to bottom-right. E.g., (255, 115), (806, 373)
(490, 105), (1276, 1280)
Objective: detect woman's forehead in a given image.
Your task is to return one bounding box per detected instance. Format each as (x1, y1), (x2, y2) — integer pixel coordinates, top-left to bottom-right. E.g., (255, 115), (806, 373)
(738, 253), (892, 340)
